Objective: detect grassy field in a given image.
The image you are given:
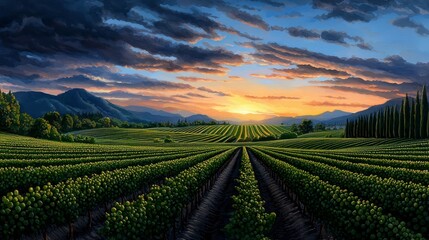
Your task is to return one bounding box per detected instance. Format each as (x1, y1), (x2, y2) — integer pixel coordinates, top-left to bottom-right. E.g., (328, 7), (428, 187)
(2, 128), (429, 239)
(298, 129), (344, 138)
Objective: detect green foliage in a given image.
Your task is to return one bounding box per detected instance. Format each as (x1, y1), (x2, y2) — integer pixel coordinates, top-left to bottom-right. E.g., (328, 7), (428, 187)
(43, 111), (62, 131)
(61, 134), (74, 142)
(49, 126), (61, 141)
(251, 148), (425, 240)
(279, 131), (298, 139)
(0, 90), (20, 133)
(103, 149), (235, 239)
(74, 134), (96, 144)
(314, 123), (326, 131)
(0, 148), (226, 238)
(346, 86), (429, 139)
(18, 113), (33, 135)
(61, 114), (74, 132)
(30, 118), (51, 139)
(81, 118), (96, 129)
(421, 85), (428, 138)
(298, 119), (313, 134)
(225, 148), (275, 240)
(289, 123), (299, 134)
(98, 117), (111, 128)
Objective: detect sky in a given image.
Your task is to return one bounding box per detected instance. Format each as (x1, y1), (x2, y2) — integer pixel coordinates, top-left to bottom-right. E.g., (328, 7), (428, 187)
(1, 0), (429, 121)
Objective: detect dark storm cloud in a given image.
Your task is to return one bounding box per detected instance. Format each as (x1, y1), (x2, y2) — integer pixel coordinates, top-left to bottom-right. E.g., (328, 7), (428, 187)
(312, 0), (429, 23)
(320, 86), (401, 99)
(392, 16), (429, 36)
(321, 30), (354, 44)
(314, 76), (421, 98)
(272, 27), (373, 50)
(287, 27), (321, 39)
(251, 42), (429, 98)
(273, 65), (350, 79)
(93, 91), (153, 100)
(251, 42), (429, 84)
(0, 0), (249, 90)
(93, 90), (187, 103)
(320, 30), (372, 49)
(0, 67), (194, 92)
(169, 0), (271, 30)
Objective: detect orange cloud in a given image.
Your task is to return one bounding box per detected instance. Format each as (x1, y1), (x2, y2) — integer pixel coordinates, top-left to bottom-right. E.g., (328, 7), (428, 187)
(306, 101), (371, 108)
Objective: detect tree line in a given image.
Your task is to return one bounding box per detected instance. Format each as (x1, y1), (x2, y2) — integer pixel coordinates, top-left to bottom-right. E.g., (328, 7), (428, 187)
(345, 86), (429, 138)
(0, 89), (228, 143)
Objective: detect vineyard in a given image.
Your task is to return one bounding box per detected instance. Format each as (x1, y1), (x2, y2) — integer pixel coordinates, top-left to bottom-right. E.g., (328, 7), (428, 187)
(154, 124), (290, 142)
(1, 129), (429, 239)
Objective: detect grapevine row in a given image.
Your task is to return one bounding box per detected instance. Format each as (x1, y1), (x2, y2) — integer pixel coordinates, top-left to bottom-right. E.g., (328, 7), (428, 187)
(0, 149), (218, 196)
(224, 147), (275, 239)
(249, 148), (423, 239)
(257, 147), (429, 236)
(102, 148), (237, 239)
(0, 149), (228, 238)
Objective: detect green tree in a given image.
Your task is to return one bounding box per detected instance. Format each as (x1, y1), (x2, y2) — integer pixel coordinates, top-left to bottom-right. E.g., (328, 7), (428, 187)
(298, 119), (313, 134)
(410, 99), (415, 138)
(81, 118), (96, 129)
(404, 94), (410, 138)
(49, 126), (61, 141)
(314, 123), (326, 131)
(99, 117), (111, 128)
(19, 113), (34, 135)
(73, 115), (82, 130)
(43, 111), (62, 131)
(30, 118), (51, 139)
(0, 90), (20, 133)
(421, 85), (428, 138)
(399, 99), (404, 138)
(61, 114), (74, 132)
(415, 91), (421, 138)
(289, 124), (299, 134)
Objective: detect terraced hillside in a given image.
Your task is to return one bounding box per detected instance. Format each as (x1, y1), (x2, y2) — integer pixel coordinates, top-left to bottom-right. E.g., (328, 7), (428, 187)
(155, 124), (290, 142)
(73, 127), (233, 145)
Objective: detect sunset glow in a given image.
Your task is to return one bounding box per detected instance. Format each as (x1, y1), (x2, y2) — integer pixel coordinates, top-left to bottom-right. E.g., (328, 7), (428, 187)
(1, 1), (428, 121)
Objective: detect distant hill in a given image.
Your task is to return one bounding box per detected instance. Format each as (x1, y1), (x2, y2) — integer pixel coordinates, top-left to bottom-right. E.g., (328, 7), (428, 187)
(14, 89), (217, 123)
(324, 98), (403, 125)
(262, 110), (351, 125)
(15, 89), (137, 121)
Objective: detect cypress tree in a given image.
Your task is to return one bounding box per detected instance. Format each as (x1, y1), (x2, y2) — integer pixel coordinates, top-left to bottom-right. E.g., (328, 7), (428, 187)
(353, 119), (356, 137)
(384, 107), (390, 138)
(421, 85), (428, 138)
(410, 99), (415, 138)
(404, 94), (410, 138)
(415, 91), (421, 138)
(389, 106), (395, 138)
(375, 112), (380, 138)
(395, 106), (400, 138)
(345, 120), (349, 138)
(399, 99), (404, 138)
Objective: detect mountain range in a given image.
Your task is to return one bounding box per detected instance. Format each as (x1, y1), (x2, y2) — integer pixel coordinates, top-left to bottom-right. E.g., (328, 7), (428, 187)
(262, 110), (352, 125)
(14, 88), (405, 125)
(14, 89), (215, 123)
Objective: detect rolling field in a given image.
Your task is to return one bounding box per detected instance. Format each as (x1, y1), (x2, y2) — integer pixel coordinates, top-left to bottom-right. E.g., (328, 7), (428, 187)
(1, 129), (429, 239)
(154, 124), (290, 142)
(73, 127), (234, 145)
